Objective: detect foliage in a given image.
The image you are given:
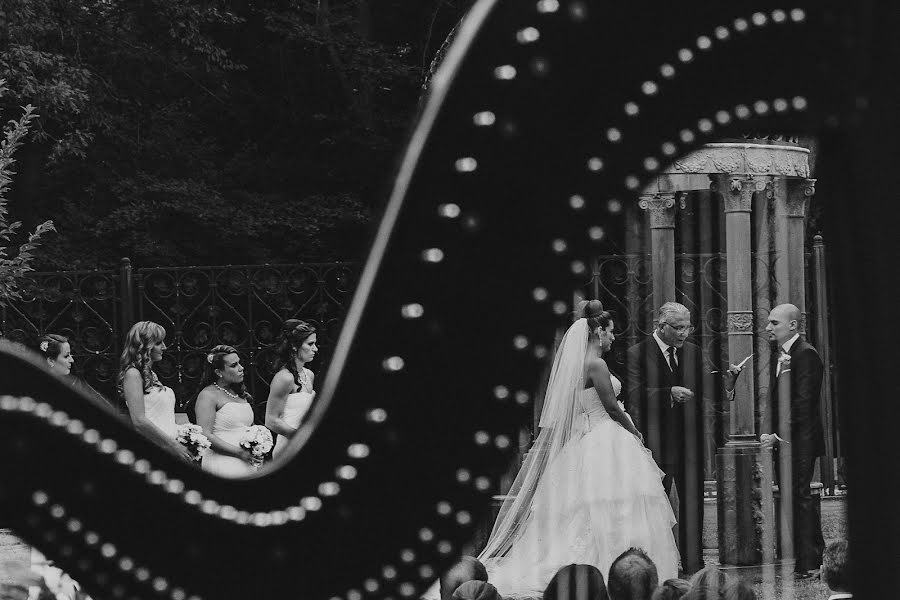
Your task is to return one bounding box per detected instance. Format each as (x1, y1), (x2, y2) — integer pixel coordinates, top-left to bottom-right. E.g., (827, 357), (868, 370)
(0, 0), (474, 269)
(0, 80), (55, 304)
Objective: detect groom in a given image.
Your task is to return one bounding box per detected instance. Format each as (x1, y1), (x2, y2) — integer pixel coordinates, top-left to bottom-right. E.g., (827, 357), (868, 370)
(625, 302), (704, 572)
(760, 303), (826, 577)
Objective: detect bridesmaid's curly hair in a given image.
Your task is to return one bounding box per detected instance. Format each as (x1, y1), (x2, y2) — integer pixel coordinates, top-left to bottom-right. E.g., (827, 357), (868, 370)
(117, 321), (166, 394)
(197, 344), (252, 401)
(274, 319), (316, 388)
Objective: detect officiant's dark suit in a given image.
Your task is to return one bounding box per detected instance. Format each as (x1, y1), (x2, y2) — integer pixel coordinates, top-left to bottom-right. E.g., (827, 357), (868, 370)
(766, 304), (826, 574)
(625, 302), (704, 573)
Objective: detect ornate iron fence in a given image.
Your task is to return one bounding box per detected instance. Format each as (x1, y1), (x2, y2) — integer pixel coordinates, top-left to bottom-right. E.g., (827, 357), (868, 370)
(136, 262), (358, 414)
(0, 267), (123, 398)
(0, 260), (359, 416)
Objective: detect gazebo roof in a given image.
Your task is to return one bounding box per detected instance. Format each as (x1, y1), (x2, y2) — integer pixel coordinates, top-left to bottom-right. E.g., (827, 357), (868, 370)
(642, 139), (811, 195)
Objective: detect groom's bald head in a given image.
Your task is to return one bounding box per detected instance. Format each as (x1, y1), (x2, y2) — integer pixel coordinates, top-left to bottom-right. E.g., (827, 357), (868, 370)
(767, 303), (801, 345)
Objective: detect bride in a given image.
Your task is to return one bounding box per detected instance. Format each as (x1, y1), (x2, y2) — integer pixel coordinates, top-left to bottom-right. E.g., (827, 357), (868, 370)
(478, 300), (679, 596)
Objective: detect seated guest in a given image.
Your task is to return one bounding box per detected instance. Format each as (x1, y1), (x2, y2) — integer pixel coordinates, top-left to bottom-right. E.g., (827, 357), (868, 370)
(821, 540), (850, 600)
(544, 564), (608, 600)
(651, 579), (690, 600)
(451, 581), (500, 600)
(682, 566), (732, 600)
(440, 556), (489, 600)
(608, 548), (658, 600)
(722, 579), (755, 600)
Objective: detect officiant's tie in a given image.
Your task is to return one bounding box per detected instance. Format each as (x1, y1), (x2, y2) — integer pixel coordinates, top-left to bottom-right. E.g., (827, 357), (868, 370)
(667, 347), (682, 385)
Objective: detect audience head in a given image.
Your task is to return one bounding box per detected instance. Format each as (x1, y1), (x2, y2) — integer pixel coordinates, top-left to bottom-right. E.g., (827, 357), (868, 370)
(117, 321), (167, 392)
(198, 344), (250, 400)
(451, 581), (500, 600)
(821, 539), (850, 593)
(439, 556), (488, 600)
(650, 579), (690, 600)
(721, 579), (755, 600)
(544, 564), (608, 600)
(607, 547), (658, 600)
(683, 566), (731, 600)
(38, 334), (73, 376)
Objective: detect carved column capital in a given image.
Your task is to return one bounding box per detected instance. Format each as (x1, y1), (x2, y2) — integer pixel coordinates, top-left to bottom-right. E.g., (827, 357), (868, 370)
(727, 311), (755, 335)
(638, 193), (683, 229)
(710, 174), (765, 213)
(782, 178), (816, 218)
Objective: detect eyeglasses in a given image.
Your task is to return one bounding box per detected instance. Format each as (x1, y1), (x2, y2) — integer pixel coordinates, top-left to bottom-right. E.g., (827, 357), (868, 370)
(662, 322), (695, 334)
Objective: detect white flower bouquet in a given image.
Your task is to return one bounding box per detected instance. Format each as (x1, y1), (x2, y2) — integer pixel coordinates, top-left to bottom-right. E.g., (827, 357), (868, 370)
(240, 425), (274, 466)
(175, 423), (211, 461)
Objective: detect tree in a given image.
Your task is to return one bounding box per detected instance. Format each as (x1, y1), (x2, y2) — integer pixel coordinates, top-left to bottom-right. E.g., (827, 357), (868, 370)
(0, 79), (55, 304)
(1, 0), (474, 269)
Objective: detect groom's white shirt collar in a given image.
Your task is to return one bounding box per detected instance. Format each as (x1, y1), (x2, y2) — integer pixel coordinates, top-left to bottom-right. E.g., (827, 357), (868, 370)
(827, 593), (852, 600)
(782, 333), (800, 354)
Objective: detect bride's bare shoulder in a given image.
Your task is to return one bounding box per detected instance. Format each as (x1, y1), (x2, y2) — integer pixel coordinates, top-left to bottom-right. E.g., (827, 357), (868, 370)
(586, 355), (610, 371)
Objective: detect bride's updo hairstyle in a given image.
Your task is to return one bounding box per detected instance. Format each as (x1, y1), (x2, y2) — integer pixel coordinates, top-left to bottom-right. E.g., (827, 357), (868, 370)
(576, 299), (612, 333)
(274, 319), (317, 387)
(198, 344), (251, 400)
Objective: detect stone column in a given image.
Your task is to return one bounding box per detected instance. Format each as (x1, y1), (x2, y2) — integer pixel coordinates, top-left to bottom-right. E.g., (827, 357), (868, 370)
(773, 178), (815, 336)
(638, 193), (680, 462)
(711, 174), (767, 566)
(639, 193), (681, 305)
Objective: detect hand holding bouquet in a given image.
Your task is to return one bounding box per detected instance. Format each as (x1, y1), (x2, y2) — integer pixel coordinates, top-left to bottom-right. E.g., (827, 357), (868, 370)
(175, 423), (211, 461)
(240, 425), (274, 467)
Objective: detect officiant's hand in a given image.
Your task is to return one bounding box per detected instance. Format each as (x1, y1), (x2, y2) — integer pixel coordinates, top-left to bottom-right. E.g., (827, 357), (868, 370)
(723, 363), (744, 392)
(671, 386), (694, 404)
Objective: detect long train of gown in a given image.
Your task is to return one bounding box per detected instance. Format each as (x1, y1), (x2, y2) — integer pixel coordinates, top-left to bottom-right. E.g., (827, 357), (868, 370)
(143, 387), (177, 440)
(483, 377), (679, 597)
(272, 390), (314, 459)
(201, 402), (257, 478)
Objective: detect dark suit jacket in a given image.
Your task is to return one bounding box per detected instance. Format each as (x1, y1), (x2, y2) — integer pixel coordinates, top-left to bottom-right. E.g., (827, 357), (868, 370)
(625, 337), (704, 468)
(771, 337), (826, 457)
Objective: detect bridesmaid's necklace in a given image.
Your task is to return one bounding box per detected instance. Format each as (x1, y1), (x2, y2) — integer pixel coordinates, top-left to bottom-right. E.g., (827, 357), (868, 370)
(214, 383), (240, 399)
(294, 361), (310, 390)
(297, 369), (310, 390)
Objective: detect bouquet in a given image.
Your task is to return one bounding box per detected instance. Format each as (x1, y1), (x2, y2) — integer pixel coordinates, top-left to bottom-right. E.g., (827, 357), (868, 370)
(175, 423), (212, 461)
(240, 425), (274, 466)
(0, 554), (93, 600)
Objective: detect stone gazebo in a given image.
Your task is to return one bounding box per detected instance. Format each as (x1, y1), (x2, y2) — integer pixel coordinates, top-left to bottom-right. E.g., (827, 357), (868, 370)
(638, 138), (815, 567)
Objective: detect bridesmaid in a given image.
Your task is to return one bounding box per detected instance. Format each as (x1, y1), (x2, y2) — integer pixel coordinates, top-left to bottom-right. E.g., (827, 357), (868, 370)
(38, 333), (108, 405)
(265, 319), (317, 459)
(117, 321), (191, 461)
(195, 344), (257, 477)
(38, 334), (74, 376)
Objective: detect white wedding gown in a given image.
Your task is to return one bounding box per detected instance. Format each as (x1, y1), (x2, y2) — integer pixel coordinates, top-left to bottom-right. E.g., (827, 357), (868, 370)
(482, 375), (679, 597)
(143, 386), (177, 440)
(272, 390), (314, 459)
(201, 402), (257, 478)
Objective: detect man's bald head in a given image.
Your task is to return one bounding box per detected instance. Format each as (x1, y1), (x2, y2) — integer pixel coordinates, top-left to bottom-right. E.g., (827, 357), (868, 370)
(767, 303), (801, 345)
(772, 303), (801, 322)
